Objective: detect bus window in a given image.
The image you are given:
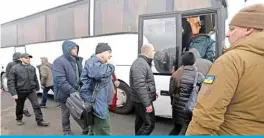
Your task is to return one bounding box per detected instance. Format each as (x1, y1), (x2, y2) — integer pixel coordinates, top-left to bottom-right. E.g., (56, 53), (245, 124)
(143, 17), (177, 74)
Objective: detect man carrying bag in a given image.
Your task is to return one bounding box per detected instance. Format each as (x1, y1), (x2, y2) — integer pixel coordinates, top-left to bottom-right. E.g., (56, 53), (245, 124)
(66, 83), (99, 134)
(79, 43), (115, 135)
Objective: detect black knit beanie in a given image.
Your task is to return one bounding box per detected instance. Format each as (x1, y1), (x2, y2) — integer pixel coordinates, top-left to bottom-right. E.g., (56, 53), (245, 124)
(95, 43), (112, 54)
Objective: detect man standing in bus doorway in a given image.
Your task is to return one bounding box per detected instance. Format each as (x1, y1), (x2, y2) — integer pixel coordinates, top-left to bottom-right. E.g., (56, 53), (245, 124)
(53, 40), (83, 135)
(6, 52), (32, 117)
(7, 53), (50, 127)
(80, 43), (116, 135)
(187, 16), (215, 62)
(186, 4), (264, 135)
(130, 43), (157, 135)
(39, 57), (53, 108)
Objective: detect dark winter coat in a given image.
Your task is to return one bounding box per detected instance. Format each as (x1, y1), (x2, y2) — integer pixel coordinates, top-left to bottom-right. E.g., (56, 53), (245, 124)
(7, 63), (40, 96)
(52, 40), (83, 103)
(129, 55), (156, 107)
(170, 66), (204, 125)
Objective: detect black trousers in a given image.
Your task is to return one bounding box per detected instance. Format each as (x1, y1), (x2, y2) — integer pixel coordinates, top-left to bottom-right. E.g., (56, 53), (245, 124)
(134, 103), (155, 135)
(40, 86), (54, 106)
(15, 91), (43, 123)
(169, 122), (188, 135)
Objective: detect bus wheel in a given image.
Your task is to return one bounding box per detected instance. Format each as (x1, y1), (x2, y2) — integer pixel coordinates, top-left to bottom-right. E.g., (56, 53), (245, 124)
(114, 81), (133, 114)
(1, 73), (9, 92)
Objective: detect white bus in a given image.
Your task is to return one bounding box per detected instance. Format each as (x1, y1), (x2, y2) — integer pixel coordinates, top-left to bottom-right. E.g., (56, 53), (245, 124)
(1, 0), (246, 118)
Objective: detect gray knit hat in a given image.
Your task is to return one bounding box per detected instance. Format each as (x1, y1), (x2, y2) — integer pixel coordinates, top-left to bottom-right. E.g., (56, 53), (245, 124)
(95, 43), (112, 54)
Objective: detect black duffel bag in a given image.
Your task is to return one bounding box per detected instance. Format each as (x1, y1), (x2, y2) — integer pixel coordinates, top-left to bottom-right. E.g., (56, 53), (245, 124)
(66, 83), (99, 129)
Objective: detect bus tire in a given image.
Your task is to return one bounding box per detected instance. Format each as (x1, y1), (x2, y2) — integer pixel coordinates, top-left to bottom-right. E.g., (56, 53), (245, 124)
(1, 73), (9, 92)
(114, 81), (134, 114)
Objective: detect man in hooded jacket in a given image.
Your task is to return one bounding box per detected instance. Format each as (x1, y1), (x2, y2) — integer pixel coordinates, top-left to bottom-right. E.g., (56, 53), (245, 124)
(186, 4), (264, 135)
(53, 40), (83, 135)
(6, 52), (31, 117)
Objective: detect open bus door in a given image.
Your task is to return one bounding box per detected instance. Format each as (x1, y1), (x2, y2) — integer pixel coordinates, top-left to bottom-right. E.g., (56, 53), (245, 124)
(137, 7), (225, 118)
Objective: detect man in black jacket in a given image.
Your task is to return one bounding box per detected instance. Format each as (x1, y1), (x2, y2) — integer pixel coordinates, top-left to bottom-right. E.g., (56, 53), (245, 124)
(129, 43), (157, 135)
(6, 52), (32, 117)
(8, 53), (49, 127)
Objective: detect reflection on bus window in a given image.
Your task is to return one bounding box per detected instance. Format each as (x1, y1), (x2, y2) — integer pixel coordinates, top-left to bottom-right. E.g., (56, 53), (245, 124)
(143, 17), (177, 74)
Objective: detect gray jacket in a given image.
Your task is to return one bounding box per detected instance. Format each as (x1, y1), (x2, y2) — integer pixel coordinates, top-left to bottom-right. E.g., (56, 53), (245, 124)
(40, 62), (53, 87)
(129, 55), (156, 107)
(189, 48), (212, 76)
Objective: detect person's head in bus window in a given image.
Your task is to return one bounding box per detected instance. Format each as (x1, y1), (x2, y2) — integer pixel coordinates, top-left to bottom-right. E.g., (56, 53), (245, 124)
(141, 43), (156, 59)
(95, 43), (112, 63)
(187, 16), (201, 35)
(226, 4), (264, 45)
(181, 52), (195, 66)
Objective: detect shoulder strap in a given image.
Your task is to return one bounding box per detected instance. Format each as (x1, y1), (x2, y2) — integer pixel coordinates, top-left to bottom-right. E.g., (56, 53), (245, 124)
(91, 83), (100, 102)
(193, 72), (199, 87)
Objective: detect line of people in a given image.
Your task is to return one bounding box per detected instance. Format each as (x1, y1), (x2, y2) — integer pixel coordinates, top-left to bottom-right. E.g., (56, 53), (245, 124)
(4, 3), (264, 135)
(129, 3), (264, 135)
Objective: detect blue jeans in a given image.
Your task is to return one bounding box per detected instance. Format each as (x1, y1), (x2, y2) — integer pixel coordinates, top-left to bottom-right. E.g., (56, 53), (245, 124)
(40, 86), (53, 106)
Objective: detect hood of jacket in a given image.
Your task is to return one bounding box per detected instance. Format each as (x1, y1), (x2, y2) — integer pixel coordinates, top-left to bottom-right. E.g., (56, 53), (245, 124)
(188, 48), (201, 58)
(62, 40), (79, 61)
(13, 52), (21, 62)
(226, 32), (264, 56)
(183, 65), (197, 72)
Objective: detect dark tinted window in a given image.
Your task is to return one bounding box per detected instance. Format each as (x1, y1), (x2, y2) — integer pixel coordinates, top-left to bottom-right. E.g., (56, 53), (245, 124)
(94, 0), (171, 35)
(94, 0), (124, 35)
(123, 0), (167, 32)
(17, 16), (45, 45)
(1, 24), (17, 47)
(73, 3), (89, 37)
(47, 1), (90, 41)
(47, 8), (74, 41)
(174, 0), (210, 11)
(143, 17), (177, 73)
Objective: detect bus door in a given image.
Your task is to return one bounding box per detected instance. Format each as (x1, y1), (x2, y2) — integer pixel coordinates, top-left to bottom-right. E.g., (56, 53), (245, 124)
(138, 12), (182, 117)
(138, 7), (225, 117)
(180, 7), (226, 61)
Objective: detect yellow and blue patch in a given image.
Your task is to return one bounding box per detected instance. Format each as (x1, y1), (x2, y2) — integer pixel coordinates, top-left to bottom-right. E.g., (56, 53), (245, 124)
(204, 75), (215, 84)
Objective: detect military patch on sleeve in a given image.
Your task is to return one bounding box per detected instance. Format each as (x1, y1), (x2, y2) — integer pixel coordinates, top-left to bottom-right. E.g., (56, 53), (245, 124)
(204, 75), (215, 84)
